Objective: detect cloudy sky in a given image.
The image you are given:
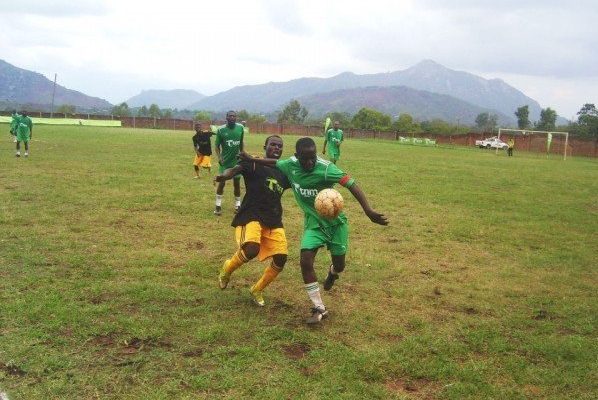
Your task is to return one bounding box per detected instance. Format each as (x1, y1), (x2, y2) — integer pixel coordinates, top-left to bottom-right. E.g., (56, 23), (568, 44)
(1, 0), (596, 118)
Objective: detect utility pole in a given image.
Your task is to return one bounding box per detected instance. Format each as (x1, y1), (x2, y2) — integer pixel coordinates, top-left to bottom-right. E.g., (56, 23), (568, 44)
(50, 73), (57, 118)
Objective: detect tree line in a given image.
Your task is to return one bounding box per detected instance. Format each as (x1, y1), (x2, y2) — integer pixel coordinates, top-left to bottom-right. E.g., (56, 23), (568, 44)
(50, 99), (597, 138)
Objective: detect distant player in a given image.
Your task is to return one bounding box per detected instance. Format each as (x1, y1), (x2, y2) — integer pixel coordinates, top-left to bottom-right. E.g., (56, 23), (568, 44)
(240, 137), (388, 324)
(323, 120), (344, 164)
(15, 111), (33, 157)
(215, 135), (290, 306)
(192, 122), (213, 178)
(214, 111), (244, 215)
(9, 110), (20, 143)
(507, 137), (515, 157)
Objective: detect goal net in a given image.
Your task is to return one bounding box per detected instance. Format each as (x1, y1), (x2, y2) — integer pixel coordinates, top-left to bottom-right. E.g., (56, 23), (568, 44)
(497, 128), (570, 160)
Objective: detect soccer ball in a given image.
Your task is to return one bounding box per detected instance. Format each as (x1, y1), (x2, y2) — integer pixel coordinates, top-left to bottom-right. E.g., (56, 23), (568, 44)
(314, 188), (344, 219)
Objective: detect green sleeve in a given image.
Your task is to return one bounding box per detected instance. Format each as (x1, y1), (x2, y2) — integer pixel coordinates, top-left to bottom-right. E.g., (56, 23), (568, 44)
(215, 131), (222, 146)
(325, 163), (354, 187)
(275, 159), (291, 176)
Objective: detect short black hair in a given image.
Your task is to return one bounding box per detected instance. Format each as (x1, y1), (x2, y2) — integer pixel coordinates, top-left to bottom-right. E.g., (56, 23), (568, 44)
(264, 135), (282, 146)
(295, 137), (315, 152)
(226, 110), (236, 116)
(21, 111), (27, 117)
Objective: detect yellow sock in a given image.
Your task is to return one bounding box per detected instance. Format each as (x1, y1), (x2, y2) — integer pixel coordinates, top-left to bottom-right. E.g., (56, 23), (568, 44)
(224, 249), (249, 274)
(252, 262), (282, 292)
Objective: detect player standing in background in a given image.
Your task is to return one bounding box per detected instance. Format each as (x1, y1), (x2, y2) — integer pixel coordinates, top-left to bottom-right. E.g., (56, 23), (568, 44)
(214, 111), (244, 215)
(10, 110), (20, 143)
(323, 120), (344, 164)
(507, 137), (515, 157)
(192, 122), (213, 178)
(240, 137), (388, 324)
(215, 135), (290, 306)
(15, 111), (33, 157)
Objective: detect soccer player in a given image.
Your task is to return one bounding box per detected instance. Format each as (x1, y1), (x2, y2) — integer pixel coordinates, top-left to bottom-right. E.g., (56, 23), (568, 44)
(192, 122), (213, 178)
(323, 120), (343, 164)
(507, 137), (515, 157)
(214, 111), (244, 215)
(15, 111), (33, 157)
(215, 135), (290, 306)
(240, 137), (388, 324)
(9, 110), (20, 143)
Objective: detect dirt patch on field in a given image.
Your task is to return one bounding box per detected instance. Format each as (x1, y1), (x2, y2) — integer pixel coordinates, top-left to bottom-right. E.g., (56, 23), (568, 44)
(385, 377), (439, 399)
(182, 348), (204, 357)
(187, 240), (205, 251)
(282, 343), (311, 360)
(1, 362), (26, 377)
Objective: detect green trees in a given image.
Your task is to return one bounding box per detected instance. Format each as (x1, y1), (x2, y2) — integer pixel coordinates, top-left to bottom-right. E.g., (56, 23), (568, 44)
(536, 107), (557, 131)
(515, 105), (530, 129)
(351, 108), (391, 130)
(475, 112), (498, 132)
(56, 104), (76, 115)
(392, 113), (420, 133)
(111, 102), (131, 117)
(277, 100), (308, 124)
(194, 110), (211, 121)
(148, 104), (161, 118)
(137, 105), (149, 117)
(576, 103), (598, 137)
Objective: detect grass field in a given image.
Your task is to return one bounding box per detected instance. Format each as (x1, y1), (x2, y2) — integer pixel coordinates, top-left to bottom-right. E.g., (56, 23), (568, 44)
(1, 125), (596, 399)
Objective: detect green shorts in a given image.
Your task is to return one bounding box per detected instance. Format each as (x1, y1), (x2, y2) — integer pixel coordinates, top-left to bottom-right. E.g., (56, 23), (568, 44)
(16, 131), (30, 142)
(329, 150), (340, 162)
(300, 223), (349, 256)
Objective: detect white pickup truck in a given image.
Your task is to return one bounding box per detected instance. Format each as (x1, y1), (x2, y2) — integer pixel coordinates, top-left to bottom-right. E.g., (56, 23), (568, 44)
(475, 136), (509, 149)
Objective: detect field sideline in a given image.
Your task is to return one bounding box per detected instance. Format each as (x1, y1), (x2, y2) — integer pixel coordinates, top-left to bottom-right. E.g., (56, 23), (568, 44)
(0, 125), (596, 399)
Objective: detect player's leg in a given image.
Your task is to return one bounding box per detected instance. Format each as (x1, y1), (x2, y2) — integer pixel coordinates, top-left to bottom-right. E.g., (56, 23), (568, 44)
(323, 222), (349, 290)
(24, 139), (29, 157)
(193, 155), (201, 178)
(219, 222), (261, 289)
(233, 177), (241, 212)
(15, 140), (21, 157)
(215, 172), (225, 215)
(300, 227), (330, 323)
(250, 227), (288, 306)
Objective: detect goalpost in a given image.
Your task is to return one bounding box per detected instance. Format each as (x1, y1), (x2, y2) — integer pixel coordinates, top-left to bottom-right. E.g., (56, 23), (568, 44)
(497, 128), (570, 160)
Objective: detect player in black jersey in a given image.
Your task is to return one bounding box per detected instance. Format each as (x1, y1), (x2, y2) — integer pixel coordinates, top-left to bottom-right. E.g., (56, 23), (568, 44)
(192, 122), (213, 178)
(215, 135), (290, 306)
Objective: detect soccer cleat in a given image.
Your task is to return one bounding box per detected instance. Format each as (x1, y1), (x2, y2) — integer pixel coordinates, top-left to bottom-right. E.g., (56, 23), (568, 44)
(250, 286), (265, 306)
(15, 152), (20, 157)
(214, 206), (222, 216)
(306, 307), (328, 324)
(218, 260), (231, 289)
(234, 205), (240, 214)
(323, 266), (339, 291)
(24, 152), (28, 157)
(193, 176), (199, 179)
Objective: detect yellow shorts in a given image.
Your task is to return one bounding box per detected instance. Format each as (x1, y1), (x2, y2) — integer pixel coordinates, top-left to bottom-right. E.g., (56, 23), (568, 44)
(235, 221), (288, 261)
(193, 154), (211, 168)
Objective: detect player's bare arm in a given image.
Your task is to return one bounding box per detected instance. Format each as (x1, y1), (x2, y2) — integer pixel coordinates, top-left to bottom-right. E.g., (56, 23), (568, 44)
(347, 183), (388, 226)
(323, 138), (327, 154)
(215, 165), (243, 182)
(237, 151), (277, 166)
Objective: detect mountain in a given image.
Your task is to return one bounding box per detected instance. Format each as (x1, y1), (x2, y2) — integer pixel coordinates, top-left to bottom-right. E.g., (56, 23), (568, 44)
(299, 86), (515, 126)
(125, 89), (205, 109)
(189, 60), (542, 122)
(0, 59), (112, 110)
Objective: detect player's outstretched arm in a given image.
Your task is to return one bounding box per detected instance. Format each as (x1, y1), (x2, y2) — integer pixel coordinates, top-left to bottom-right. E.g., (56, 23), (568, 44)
(237, 151), (277, 166)
(215, 165), (243, 183)
(347, 183), (388, 226)
(323, 138), (327, 154)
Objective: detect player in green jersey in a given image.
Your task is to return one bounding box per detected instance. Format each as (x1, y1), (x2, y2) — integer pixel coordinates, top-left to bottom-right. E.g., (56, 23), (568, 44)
(15, 111), (33, 157)
(9, 110), (20, 143)
(240, 137), (388, 324)
(323, 120), (343, 164)
(214, 111), (245, 215)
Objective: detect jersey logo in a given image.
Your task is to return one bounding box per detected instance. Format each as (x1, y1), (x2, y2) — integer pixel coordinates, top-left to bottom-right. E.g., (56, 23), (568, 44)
(266, 178), (284, 194)
(292, 183), (318, 197)
(225, 140), (241, 147)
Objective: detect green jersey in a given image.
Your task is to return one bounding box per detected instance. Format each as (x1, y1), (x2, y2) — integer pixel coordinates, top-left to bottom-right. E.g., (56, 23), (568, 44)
(326, 128), (343, 155)
(17, 116), (32, 134)
(276, 156), (355, 230)
(215, 123), (244, 168)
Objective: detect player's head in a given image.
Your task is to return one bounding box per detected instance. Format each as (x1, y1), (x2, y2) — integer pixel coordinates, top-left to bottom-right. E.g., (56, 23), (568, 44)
(20, 111), (27, 117)
(240, 120), (247, 127)
(194, 121), (204, 132)
(295, 137), (317, 172)
(226, 111), (237, 126)
(333, 121), (340, 129)
(264, 135), (283, 159)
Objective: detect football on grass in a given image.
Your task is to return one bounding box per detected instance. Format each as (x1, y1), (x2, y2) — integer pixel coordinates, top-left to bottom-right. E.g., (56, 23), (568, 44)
(314, 188), (344, 219)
